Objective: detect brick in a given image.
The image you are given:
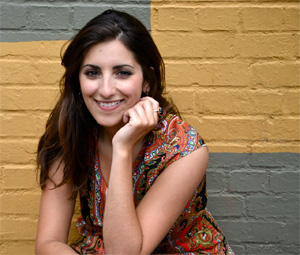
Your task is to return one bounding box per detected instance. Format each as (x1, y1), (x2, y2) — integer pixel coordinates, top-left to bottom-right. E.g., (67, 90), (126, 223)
(206, 169), (227, 192)
(0, 87), (59, 111)
(211, 62), (250, 86)
(202, 141), (249, 153)
(166, 62), (250, 86)
(216, 220), (286, 243)
(296, 33), (300, 58)
(168, 89), (196, 113)
(249, 153), (300, 169)
(153, 32), (206, 58)
(0, 113), (49, 137)
(28, 6), (69, 30)
(238, 34), (297, 58)
(203, 34), (237, 58)
(73, 6), (108, 30)
(154, 32), (237, 58)
(1, 241), (35, 255)
(242, 8), (283, 31)
(283, 8), (300, 31)
(264, 117), (300, 141)
(196, 89), (283, 115)
(0, 59), (38, 84)
(247, 244), (300, 255)
(284, 222), (300, 244)
(73, 6), (151, 30)
(283, 90), (300, 115)
(251, 62), (300, 87)
(201, 116), (266, 141)
(0, 4), (27, 29)
(165, 62), (213, 86)
(0, 139), (38, 164)
(207, 195), (245, 217)
(246, 195), (299, 218)
(197, 7), (239, 31)
(1, 218), (37, 240)
(270, 171), (300, 192)
(229, 170), (267, 192)
(37, 61), (64, 84)
(181, 116), (207, 137)
(2, 167), (38, 190)
(1, 193), (41, 216)
(209, 153), (249, 169)
(157, 8), (197, 31)
(250, 143), (300, 153)
(0, 41), (66, 58)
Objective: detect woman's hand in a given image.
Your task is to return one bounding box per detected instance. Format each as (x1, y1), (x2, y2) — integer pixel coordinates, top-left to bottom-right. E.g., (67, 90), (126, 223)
(112, 97), (160, 150)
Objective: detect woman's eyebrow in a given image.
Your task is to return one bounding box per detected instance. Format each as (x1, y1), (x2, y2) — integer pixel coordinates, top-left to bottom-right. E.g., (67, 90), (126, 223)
(82, 64), (100, 69)
(113, 64), (134, 70)
(82, 64), (134, 70)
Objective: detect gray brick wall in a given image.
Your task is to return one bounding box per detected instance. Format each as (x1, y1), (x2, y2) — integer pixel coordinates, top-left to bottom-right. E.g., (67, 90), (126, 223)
(207, 153), (300, 254)
(0, 0), (151, 42)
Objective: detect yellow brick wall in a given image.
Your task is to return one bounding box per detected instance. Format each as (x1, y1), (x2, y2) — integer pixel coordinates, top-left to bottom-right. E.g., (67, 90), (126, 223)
(151, 1), (300, 153)
(1, 1), (299, 254)
(0, 41), (83, 253)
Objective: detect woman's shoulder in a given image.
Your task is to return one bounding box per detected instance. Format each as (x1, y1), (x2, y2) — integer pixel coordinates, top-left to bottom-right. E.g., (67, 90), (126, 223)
(152, 113), (206, 153)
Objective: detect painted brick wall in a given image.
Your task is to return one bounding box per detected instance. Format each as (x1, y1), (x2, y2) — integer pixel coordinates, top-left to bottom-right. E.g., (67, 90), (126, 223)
(151, 0), (300, 153)
(0, 1), (152, 254)
(0, 0), (299, 254)
(150, 1), (300, 253)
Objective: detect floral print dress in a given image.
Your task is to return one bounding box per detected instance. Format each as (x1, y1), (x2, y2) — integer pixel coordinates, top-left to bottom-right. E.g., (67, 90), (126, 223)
(71, 114), (234, 255)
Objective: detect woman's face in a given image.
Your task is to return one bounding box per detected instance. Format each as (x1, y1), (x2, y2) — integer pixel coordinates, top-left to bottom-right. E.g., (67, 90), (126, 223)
(79, 40), (148, 131)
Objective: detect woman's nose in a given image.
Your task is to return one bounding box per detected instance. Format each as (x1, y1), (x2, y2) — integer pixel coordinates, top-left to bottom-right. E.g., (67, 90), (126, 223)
(99, 76), (116, 98)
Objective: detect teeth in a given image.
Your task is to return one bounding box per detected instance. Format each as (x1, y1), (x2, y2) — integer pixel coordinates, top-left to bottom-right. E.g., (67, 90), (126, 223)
(98, 101), (122, 107)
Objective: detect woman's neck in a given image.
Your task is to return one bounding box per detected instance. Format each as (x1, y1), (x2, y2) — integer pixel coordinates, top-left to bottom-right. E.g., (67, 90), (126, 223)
(99, 124), (122, 144)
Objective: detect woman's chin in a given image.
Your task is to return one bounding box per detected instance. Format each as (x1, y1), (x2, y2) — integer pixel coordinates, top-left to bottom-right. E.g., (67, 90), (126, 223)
(96, 119), (124, 130)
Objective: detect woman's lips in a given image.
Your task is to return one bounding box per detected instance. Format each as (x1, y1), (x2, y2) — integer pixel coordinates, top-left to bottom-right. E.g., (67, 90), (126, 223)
(95, 100), (123, 111)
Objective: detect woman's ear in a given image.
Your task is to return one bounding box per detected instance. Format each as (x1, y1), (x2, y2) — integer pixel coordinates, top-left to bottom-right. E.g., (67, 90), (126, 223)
(142, 81), (150, 95)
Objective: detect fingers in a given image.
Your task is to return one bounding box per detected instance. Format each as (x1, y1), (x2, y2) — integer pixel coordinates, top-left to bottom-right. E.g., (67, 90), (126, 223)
(140, 96), (159, 110)
(116, 98), (161, 148)
(139, 96), (160, 119)
(123, 97), (160, 129)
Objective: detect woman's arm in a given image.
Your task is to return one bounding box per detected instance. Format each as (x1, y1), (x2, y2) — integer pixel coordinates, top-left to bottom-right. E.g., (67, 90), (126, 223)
(103, 98), (209, 254)
(104, 145), (208, 255)
(35, 159), (77, 255)
(137, 146), (208, 254)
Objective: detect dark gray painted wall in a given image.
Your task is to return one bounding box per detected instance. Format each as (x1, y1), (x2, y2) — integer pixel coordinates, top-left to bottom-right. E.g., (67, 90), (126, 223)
(0, 0), (151, 42)
(207, 153), (299, 254)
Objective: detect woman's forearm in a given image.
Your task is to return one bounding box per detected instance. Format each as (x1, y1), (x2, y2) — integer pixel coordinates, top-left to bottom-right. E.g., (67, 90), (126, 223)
(103, 148), (143, 255)
(35, 240), (78, 255)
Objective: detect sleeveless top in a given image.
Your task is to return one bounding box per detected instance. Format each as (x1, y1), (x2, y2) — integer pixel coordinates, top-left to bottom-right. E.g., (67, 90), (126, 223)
(71, 114), (234, 255)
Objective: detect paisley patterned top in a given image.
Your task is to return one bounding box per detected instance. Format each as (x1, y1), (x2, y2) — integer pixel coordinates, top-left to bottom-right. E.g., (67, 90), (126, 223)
(71, 114), (234, 255)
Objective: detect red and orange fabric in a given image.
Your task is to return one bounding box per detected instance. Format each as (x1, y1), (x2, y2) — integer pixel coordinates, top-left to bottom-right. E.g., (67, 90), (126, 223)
(71, 114), (234, 254)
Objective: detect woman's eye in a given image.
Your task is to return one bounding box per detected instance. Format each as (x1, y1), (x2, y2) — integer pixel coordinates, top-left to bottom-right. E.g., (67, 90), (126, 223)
(85, 70), (99, 77)
(117, 70), (132, 77)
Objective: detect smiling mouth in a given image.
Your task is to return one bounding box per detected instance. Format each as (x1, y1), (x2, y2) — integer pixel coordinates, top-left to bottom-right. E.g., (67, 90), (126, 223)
(96, 100), (123, 107)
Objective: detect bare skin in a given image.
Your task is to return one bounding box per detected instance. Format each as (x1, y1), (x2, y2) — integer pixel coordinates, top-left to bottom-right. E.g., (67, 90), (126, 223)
(35, 160), (77, 254)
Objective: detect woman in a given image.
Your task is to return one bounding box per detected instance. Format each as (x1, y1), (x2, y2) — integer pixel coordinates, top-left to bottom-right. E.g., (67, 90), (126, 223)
(36, 9), (234, 255)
